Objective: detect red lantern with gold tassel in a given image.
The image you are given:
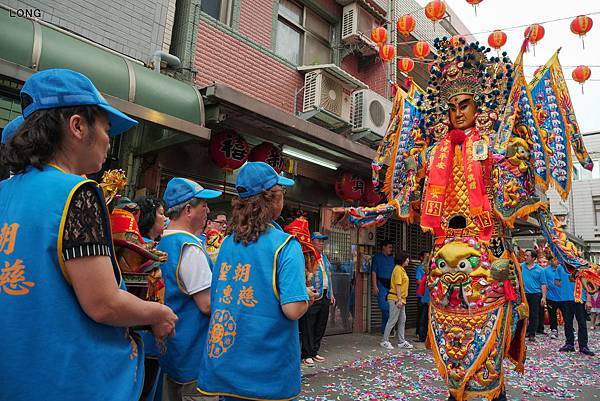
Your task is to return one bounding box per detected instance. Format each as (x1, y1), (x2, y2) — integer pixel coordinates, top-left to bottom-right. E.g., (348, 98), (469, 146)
(572, 65), (591, 94)
(397, 14), (416, 37)
(413, 41), (431, 59)
(209, 130), (250, 171)
(379, 44), (396, 62)
(424, 0), (446, 30)
(371, 26), (388, 46)
(398, 57), (415, 74)
(570, 15), (593, 49)
(449, 35), (464, 47)
(524, 23), (545, 55)
(487, 30), (507, 51)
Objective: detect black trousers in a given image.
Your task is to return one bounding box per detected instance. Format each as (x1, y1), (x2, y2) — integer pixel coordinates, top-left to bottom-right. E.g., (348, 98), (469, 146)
(537, 299), (546, 333)
(547, 300), (560, 331)
(300, 291), (331, 359)
(416, 301), (429, 340)
(560, 300), (589, 348)
(526, 293), (541, 337)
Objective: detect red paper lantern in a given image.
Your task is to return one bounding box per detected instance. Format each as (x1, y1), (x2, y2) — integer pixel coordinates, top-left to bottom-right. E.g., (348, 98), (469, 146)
(571, 15), (593, 49)
(572, 65), (591, 93)
(413, 41), (431, 59)
(248, 142), (284, 173)
(397, 15), (416, 37)
(449, 35), (464, 47)
(424, 0), (446, 28)
(209, 130), (250, 171)
(487, 30), (507, 50)
(398, 57), (415, 74)
(335, 173), (365, 202)
(524, 24), (545, 45)
(371, 26), (388, 45)
(379, 44), (396, 62)
(362, 180), (383, 206)
(465, 0), (483, 14)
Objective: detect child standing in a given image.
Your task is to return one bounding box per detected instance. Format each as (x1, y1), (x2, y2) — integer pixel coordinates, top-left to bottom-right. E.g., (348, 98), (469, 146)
(381, 253), (413, 350)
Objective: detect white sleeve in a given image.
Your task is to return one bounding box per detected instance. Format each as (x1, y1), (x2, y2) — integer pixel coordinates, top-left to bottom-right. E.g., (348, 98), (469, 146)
(179, 244), (212, 295)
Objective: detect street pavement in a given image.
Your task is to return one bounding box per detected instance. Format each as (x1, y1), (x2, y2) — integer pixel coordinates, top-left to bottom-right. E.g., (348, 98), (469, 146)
(299, 329), (600, 401)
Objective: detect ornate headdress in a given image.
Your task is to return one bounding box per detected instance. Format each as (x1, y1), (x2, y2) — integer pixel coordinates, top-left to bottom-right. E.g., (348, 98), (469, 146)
(420, 37), (515, 134)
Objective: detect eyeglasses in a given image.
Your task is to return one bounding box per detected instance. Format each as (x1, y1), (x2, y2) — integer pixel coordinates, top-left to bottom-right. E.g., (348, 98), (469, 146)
(213, 220), (227, 226)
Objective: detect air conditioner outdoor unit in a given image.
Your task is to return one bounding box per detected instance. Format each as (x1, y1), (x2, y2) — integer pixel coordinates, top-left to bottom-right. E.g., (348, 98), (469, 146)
(303, 70), (352, 123)
(351, 89), (392, 138)
(341, 3), (377, 55)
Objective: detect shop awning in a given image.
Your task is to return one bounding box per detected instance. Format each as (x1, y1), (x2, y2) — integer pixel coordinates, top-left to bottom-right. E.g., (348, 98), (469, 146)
(202, 83), (376, 172)
(0, 7), (209, 140)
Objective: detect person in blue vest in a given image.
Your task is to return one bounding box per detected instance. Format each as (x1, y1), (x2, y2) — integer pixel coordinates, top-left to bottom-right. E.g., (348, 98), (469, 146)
(198, 161), (313, 401)
(555, 263), (595, 356)
(415, 250), (430, 342)
(544, 254), (563, 339)
(521, 249), (547, 342)
(371, 240), (395, 333)
(158, 177), (222, 400)
(300, 232), (335, 367)
(0, 68), (178, 401)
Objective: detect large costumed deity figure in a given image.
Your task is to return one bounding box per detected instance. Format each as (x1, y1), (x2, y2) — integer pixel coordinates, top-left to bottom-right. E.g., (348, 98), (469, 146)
(334, 36), (600, 401)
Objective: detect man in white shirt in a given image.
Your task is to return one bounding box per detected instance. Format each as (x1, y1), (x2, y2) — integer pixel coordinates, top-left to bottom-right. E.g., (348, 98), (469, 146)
(158, 177), (222, 400)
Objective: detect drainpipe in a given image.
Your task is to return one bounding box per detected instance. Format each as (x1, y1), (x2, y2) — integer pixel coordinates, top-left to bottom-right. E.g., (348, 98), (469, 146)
(152, 50), (181, 73)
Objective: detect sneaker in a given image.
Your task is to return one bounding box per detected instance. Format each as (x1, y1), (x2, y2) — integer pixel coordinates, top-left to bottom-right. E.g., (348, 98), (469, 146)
(302, 358), (315, 366)
(550, 330), (558, 339)
(314, 355), (326, 362)
(398, 341), (414, 349)
(579, 347), (595, 356)
(559, 344), (575, 352)
(380, 340), (394, 350)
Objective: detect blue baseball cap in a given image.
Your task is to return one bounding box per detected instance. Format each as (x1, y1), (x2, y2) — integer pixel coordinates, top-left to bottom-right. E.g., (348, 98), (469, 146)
(311, 232), (329, 240)
(20, 69), (138, 136)
(1, 116), (24, 144)
(163, 177), (222, 209)
(235, 162), (294, 198)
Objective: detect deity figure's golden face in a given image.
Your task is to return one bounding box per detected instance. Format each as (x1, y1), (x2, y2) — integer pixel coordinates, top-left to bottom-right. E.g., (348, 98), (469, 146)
(448, 94), (477, 130)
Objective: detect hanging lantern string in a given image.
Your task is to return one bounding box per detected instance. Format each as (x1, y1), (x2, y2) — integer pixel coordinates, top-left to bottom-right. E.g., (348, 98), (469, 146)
(392, 10), (600, 45)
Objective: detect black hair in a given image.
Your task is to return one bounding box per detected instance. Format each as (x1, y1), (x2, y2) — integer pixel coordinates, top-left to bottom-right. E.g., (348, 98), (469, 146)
(1, 105), (105, 174)
(381, 239), (394, 248)
(208, 211), (227, 221)
(526, 249), (538, 259)
(395, 252), (409, 266)
(134, 195), (166, 239)
(419, 250), (429, 259)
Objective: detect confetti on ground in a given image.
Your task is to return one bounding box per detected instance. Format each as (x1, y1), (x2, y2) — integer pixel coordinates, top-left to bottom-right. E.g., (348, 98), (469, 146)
(299, 330), (600, 401)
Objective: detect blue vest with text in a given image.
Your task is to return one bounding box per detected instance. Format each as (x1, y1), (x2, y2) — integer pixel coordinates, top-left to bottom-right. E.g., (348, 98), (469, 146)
(157, 231), (210, 382)
(312, 253), (333, 299)
(0, 165), (143, 401)
(198, 226), (301, 400)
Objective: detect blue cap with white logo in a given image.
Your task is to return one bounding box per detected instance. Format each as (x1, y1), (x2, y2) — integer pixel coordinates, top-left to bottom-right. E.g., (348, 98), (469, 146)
(163, 177), (222, 209)
(20, 69), (138, 136)
(235, 162), (294, 198)
(311, 232), (329, 240)
(1, 116), (24, 144)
